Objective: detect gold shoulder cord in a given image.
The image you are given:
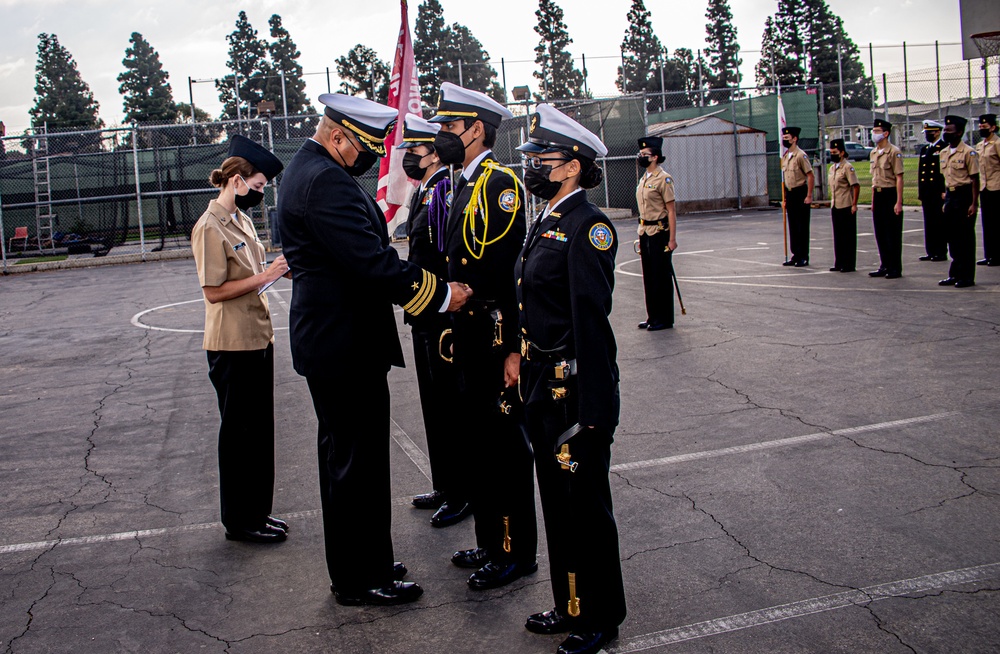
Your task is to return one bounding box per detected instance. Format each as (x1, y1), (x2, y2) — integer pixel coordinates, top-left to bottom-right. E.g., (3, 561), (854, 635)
(462, 159), (521, 260)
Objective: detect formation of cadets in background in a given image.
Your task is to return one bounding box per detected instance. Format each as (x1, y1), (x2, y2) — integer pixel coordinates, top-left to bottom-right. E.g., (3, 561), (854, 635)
(191, 71), (999, 654)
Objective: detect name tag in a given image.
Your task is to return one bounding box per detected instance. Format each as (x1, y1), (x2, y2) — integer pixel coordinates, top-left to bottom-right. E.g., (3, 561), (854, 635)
(233, 241), (247, 251)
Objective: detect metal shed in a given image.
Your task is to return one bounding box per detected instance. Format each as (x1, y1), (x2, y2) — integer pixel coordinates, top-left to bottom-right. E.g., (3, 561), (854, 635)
(647, 114), (769, 213)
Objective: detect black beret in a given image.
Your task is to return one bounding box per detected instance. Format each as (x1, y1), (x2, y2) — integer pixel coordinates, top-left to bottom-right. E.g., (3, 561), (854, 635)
(830, 138), (845, 150)
(638, 136), (663, 151)
(781, 126), (801, 137)
(980, 113), (998, 127)
(227, 135), (283, 181)
(873, 118), (892, 131)
(945, 115), (968, 130)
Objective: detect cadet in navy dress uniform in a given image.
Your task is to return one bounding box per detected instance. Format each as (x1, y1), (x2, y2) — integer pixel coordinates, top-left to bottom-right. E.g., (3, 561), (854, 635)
(515, 104), (625, 654)
(938, 115), (981, 288)
(278, 94), (471, 606)
(429, 82), (538, 590)
(917, 120), (948, 262)
(780, 126), (815, 267)
(397, 115), (471, 528)
(191, 136), (289, 544)
(868, 119), (906, 278)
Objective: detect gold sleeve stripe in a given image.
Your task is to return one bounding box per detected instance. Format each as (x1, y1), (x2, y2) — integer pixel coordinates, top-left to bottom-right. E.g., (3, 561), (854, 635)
(403, 270), (437, 315)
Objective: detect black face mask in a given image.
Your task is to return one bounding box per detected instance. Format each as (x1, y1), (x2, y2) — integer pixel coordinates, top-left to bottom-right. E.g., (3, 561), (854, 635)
(402, 151), (428, 180)
(981, 128), (994, 138)
(782, 138), (792, 148)
(829, 153), (841, 163)
(925, 131), (939, 143)
(433, 129), (469, 165)
(637, 155), (651, 169)
(234, 177), (264, 210)
(944, 132), (963, 147)
(523, 160), (569, 201)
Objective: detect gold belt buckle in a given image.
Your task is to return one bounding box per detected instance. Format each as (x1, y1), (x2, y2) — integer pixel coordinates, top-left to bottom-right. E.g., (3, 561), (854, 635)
(520, 338), (530, 360)
(551, 387), (568, 401)
(554, 361), (571, 380)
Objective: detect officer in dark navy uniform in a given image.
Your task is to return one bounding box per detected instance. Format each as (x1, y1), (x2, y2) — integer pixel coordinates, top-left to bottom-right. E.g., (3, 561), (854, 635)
(397, 114), (471, 528)
(278, 94), (471, 606)
(429, 82), (538, 590)
(515, 104), (625, 654)
(918, 120), (948, 261)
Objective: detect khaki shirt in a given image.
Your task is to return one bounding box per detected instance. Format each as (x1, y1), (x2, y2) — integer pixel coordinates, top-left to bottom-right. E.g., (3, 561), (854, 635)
(828, 161), (860, 210)
(870, 142), (904, 188)
(940, 141), (980, 190)
(190, 200), (274, 351)
(975, 133), (1000, 191)
(781, 145), (812, 189)
(636, 167), (675, 236)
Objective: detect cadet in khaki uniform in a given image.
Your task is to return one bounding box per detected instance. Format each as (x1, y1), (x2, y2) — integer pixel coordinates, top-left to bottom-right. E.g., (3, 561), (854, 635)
(868, 119), (906, 278)
(635, 136), (677, 331)
(976, 113), (1000, 266)
(780, 126), (814, 267)
(938, 115), (981, 288)
(827, 139), (860, 272)
(191, 136), (290, 544)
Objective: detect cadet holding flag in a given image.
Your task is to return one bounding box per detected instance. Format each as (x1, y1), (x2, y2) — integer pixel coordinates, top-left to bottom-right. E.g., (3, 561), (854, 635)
(278, 94), (471, 606)
(515, 104), (626, 654)
(430, 82), (538, 590)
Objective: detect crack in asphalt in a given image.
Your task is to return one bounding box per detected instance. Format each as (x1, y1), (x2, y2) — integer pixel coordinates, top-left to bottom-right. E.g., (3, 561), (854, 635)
(706, 369), (832, 433)
(621, 536), (721, 563)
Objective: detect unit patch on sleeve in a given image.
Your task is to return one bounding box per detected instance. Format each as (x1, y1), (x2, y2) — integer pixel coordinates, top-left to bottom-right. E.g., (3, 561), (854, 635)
(498, 188), (518, 212)
(589, 223), (614, 251)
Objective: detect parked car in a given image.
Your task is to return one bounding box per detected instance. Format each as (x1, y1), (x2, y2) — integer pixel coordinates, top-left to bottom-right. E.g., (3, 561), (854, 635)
(842, 141), (873, 159)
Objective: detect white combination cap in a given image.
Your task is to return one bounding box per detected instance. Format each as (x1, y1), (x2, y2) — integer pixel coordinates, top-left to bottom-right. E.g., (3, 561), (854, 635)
(318, 93), (398, 156)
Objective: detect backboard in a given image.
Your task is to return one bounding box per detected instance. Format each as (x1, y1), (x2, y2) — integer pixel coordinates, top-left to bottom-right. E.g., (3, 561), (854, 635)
(960, 0), (1000, 59)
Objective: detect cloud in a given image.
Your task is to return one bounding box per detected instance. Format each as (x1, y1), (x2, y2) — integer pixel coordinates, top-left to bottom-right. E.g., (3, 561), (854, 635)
(0, 58), (27, 79)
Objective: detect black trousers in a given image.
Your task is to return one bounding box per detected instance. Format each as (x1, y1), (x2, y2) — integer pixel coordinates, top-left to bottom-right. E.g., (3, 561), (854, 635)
(522, 363), (626, 631)
(638, 229), (674, 326)
(982, 189), (1000, 261)
(946, 185), (977, 282)
(306, 368), (396, 591)
(785, 185), (811, 263)
(921, 194), (947, 258)
(872, 188), (903, 273)
(452, 308), (536, 566)
(411, 324), (464, 501)
(206, 344), (275, 532)
(831, 207), (857, 271)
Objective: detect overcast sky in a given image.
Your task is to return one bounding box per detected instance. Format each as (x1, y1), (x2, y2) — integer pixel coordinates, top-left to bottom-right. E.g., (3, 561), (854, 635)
(0, 0), (974, 134)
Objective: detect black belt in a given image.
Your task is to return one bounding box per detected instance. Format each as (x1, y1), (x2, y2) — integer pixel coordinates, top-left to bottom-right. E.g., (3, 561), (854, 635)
(947, 184), (972, 192)
(639, 218), (665, 226)
(784, 184), (806, 192)
(520, 337), (577, 377)
(873, 186), (896, 193)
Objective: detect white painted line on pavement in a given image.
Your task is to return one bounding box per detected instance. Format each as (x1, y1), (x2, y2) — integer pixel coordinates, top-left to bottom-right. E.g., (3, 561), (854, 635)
(611, 413), (957, 473)
(130, 293), (290, 333)
(390, 417), (433, 482)
(609, 561), (1000, 652)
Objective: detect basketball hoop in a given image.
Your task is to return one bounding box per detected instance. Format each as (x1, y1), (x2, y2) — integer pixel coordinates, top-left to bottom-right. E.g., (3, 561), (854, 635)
(972, 30), (1000, 64)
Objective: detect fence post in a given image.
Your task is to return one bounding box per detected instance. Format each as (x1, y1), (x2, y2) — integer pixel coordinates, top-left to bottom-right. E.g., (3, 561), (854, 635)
(935, 41), (942, 120)
(326, 66), (331, 94)
(869, 43), (876, 117)
(501, 58), (508, 102)
(188, 76), (197, 145)
(132, 127), (146, 260)
(903, 42), (910, 151)
(598, 102), (610, 209)
(818, 84), (827, 201)
(280, 70), (290, 139)
(837, 44), (845, 124)
(659, 57), (666, 112)
(458, 59), (464, 87)
(582, 54), (589, 98)
(730, 87), (742, 210)
(0, 172), (7, 273)
(233, 73), (242, 126)
(968, 60), (974, 141)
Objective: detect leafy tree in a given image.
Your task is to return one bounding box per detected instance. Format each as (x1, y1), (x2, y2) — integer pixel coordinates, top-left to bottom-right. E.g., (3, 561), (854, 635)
(174, 102), (224, 144)
(754, 15), (804, 88)
(704, 0), (742, 102)
(336, 44), (390, 103)
(265, 14), (310, 115)
(216, 11), (272, 120)
(670, 48), (711, 107)
(29, 33), (102, 131)
(118, 33), (178, 125)
(533, 0), (586, 100)
(448, 24), (505, 103)
(616, 0), (665, 96)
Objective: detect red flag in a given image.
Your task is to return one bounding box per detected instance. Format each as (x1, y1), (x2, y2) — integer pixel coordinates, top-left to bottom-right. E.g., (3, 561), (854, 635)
(377, 0), (422, 226)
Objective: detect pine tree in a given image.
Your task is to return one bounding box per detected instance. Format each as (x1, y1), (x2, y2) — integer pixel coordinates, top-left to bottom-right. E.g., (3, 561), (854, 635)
(29, 33), (102, 131)
(173, 102), (224, 144)
(265, 14), (310, 115)
(118, 33), (178, 125)
(336, 44), (390, 103)
(414, 0), (449, 107)
(216, 11), (272, 120)
(447, 24), (505, 103)
(754, 15), (803, 88)
(533, 0), (586, 100)
(616, 0), (665, 97)
(704, 0), (742, 102)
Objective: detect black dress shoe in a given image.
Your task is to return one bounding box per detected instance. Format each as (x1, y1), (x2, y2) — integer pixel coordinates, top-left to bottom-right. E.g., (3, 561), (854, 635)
(645, 322), (672, 331)
(989, 260), (1000, 267)
(430, 501), (472, 528)
(938, 277), (958, 286)
(525, 608), (572, 635)
(451, 547), (489, 569)
(782, 259), (797, 266)
(637, 321), (649, 329)
(266, 516), (288, 532)
(334, 581), (423, 606)
(840, 268), (856, 272)
(885, 271), (902, 279)
(557, 628), (619, 654)
(392, 562), (408, 579)
(793, 260), (809, 267)
(468, 560), (538, 590)
(869, 269), (887, 277)
(829, 267), (841, 271)
(955, 279), (976, 288)
(977, 258), (991, 266)
(411, 489), (446, 509)
(930, 256), (948, 262)
(225, 526), (287, 544)
(919, 255), (933, 261)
